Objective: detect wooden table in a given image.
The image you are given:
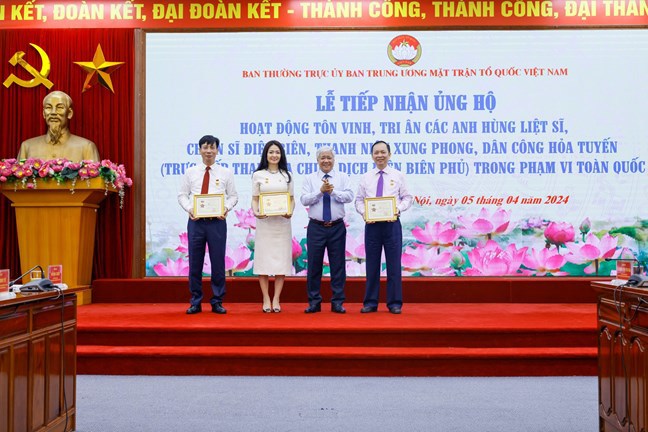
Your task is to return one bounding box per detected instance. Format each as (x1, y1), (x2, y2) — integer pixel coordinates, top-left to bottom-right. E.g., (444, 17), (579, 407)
(0, 287), (85, 432)
(594, 281), (648, 432)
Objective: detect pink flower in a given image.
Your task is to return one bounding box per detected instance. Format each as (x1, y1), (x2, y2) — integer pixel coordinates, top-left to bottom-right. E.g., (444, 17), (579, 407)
(457, 207), (511, 239)
(616, 247), (635, 261)
(2, 157), (131, 199)
(50, 163), (64, 173)
(411, 221), (459, 248)
(518, 217), (548, 231)
(464, 240), (527, 276)
(245, 231), (255, 250)
(450, 249), (465, 268)
(401, 244), (454, 276)
(544, 221), (575, 246)
(0, 176), (6, 182)
(38, 165), (51, 178)
(26, 182), (35, 189)
(13, 169), (25, 179)
(234, 208), (256, 230)
(78, 167), (90, 179)
(564, 233), (617, 274)
(175, 236), (211, 274)
(225, 244), (253, 274)
(292, 237), (303, 262)
(153, 257), (189, 276)
(523, 247), (568, 276)
(175, 233), (189, 254)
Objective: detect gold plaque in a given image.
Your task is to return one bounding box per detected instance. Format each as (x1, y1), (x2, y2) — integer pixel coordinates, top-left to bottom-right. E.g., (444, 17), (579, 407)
(193, 194), (225, 218)
(259, 192), (292, 216)
(364, 196), (397, 222)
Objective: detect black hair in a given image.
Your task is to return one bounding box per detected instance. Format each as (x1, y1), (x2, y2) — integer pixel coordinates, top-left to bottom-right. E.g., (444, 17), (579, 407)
(198, 135), (220, 147)
(254, 139), (292, 183)
(371, 140), (391, 154)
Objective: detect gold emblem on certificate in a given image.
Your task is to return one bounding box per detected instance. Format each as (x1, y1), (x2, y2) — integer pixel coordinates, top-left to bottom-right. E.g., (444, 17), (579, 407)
(193, 194), (225, 218)
(259, 192), (292, 216)
(364, 196), (397, 222)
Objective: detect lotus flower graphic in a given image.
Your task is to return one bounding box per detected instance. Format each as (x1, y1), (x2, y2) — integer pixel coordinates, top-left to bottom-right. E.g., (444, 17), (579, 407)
(392, 41), (418, 61)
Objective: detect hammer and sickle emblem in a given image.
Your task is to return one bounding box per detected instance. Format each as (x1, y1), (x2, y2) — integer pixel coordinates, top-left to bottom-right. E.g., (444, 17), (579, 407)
(3, 43), (53, 89)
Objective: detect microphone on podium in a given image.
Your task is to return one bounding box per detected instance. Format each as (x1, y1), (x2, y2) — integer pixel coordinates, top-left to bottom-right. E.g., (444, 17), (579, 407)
(9, 264), (45, 287)
(9, 265), (56, 292)
(20, 278), (56, 292)
(605, 256), (640, 263)
(606, 257), (648, 287)
(605, 256), (644, 273)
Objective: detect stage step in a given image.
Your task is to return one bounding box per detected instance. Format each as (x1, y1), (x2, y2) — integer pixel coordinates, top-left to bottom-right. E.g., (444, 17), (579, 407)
(77, 345), (597, 376)
(78, 326), (594, 348)
(76, 303), (598, 377)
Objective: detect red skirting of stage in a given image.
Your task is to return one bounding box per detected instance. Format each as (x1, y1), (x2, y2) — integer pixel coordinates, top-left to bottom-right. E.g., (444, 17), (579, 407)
(76, 277), (601, 376)
(90, 276), (603, 303)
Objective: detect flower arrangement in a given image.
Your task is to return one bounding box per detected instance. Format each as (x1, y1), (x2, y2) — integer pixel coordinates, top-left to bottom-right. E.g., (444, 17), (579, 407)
(147, 204), (647, 278)
(0, 158), (133, 208)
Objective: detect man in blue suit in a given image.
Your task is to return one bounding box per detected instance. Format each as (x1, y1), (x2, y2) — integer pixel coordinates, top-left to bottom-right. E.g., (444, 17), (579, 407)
(300, 146), (353, 314)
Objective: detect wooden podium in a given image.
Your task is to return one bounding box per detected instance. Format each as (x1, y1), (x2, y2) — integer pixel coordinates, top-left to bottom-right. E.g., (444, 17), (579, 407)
(594, 281), (648, 432)
(0, 287), (84, 432)
(1, 178), (114, 304)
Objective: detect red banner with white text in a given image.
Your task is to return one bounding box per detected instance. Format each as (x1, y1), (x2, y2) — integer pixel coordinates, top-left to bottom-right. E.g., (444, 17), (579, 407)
(0, 0), (647, 30)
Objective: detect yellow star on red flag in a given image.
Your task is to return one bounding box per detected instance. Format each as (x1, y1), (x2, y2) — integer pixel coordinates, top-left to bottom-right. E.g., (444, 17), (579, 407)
(74, 44), (124, 93)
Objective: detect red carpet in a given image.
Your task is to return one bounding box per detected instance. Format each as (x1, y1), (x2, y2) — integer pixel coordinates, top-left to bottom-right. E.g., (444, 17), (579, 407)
(77, 299), (598, 376)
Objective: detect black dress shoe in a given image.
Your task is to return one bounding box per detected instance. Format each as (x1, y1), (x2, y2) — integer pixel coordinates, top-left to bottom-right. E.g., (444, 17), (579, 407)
(304, 304), (321, 313)
(389, 307), (402, 314)
(331, 305), (346, 314)
(360, 306), (378, 313)
(186, 305), (202, 314)
(211, 303), (227, 314)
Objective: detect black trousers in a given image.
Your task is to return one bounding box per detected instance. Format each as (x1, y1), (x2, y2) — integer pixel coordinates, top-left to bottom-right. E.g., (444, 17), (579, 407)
(187, 218), (227, 306)
(306, 220), (346, 306)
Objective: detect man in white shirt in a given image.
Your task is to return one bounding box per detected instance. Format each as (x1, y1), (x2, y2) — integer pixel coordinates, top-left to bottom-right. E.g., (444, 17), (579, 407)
(178, 135), (238, 314)
(300, 146), (354, 313)
(355, 140), (412, 314)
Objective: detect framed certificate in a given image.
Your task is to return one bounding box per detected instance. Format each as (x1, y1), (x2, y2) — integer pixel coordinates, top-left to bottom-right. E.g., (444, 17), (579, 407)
(364, 196), (397, 222)
(259, 192), (292, 216)
(193, 194), (225, 218)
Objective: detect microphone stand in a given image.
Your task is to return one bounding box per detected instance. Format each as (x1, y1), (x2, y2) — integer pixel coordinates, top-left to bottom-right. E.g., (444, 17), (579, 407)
(605, 256), (644, 274)
(9, 265), (45, 287)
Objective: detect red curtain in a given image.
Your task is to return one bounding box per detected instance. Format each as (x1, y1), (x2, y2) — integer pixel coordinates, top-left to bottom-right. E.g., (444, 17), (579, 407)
(0, 29), (134, 279)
